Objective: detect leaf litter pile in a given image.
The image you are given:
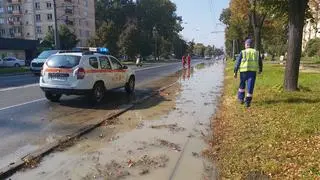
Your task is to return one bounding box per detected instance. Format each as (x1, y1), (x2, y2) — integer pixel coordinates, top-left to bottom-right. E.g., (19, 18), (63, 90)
(83, 154), (169, 180)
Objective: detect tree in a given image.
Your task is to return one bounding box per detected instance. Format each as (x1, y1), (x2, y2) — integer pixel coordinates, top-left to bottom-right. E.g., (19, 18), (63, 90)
(187, 40), (195, 54)
(41, 25), (79, 50)
(193, 43), (206, 57)
(117, 19), (139, 59)
(219, 8), (231, 27)
(285, 0), (309, 91)
(172, 35), (188, 58)
(205, 46), (214, 57)
(91, 0), (183, 59)
(304, 38), (320, 56)
(88, 21), (120, 55)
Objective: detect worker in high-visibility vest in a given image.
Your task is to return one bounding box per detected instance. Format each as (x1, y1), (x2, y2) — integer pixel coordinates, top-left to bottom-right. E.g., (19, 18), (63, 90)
(234, 39), (263, 107)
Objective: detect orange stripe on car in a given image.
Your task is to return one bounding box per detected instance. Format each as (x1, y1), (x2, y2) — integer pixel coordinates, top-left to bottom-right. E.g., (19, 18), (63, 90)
(85, 69), (127, 73)
(45, 68), (127, 73)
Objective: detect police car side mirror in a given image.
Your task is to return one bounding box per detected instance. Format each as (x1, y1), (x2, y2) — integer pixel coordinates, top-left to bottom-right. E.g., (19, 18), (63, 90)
(122, 65), (128, 69)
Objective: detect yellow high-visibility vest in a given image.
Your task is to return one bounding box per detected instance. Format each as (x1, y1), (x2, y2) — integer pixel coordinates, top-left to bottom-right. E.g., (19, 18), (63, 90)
(240, 48), (259, 72)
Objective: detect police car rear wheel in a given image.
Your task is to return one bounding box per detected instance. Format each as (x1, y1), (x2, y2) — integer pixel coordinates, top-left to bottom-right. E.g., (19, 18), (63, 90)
(91, 83), (105, 103)
(45, 92), (62, 102)
(125, 76), (135, 94)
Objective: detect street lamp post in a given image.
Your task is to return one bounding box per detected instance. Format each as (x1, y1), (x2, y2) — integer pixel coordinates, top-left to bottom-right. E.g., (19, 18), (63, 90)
(53, 0), (60, 49)
(152, 26), (158, 61)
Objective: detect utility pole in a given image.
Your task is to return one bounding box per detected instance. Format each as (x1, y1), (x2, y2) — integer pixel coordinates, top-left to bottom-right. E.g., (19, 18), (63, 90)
(53, 0), (60, 49)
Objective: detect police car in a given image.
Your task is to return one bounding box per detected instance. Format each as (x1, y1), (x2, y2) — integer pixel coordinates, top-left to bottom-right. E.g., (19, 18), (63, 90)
(39, 50), (135, 103)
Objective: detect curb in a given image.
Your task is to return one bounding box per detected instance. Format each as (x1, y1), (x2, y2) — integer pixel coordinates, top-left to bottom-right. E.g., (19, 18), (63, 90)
(0, 72), (32, 77)
(0, 81), (179, 179)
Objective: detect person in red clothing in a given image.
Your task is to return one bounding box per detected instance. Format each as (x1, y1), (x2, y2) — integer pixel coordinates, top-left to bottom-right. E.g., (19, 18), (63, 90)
(187, 53), (191, 67)
(182, 55), (186, 68)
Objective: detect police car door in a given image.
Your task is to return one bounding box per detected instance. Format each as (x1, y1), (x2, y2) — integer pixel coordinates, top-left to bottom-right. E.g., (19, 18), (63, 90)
(108, 56), (126, 88)
(99, 56), (115, 89)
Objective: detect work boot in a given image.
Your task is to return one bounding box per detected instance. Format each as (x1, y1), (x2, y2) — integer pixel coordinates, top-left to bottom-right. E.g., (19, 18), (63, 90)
(238, 91), (245, 104)
(245, 97), (252, 108)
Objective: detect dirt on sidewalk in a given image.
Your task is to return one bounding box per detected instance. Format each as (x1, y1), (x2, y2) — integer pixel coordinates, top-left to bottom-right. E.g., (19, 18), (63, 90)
(8, 61), (224, 180)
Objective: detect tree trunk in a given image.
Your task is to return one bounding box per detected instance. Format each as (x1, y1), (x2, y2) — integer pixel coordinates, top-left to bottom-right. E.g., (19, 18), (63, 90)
(284, 0), (308, 91)
(254, 27), (261, 52)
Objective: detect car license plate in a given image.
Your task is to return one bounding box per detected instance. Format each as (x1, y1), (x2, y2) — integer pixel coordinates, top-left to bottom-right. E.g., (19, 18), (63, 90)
(48, 73), (69, 81)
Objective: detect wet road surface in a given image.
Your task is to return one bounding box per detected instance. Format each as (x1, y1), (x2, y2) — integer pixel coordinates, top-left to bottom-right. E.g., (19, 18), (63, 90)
(8, 59), (224, 180)
(0, 60), (202, 169)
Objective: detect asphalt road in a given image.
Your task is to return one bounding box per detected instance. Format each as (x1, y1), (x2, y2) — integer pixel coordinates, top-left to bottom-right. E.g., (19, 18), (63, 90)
(0, 60), (203, 168)
(0, 63), (166, 89)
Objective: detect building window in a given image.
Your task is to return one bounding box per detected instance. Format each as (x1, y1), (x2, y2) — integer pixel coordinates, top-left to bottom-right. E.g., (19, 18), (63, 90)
(47, 14), (52, 21)
(85, 30), (89, 37)
(35, 2), (40, 10)
(7, 6), (13, 12)
(36, 26), (42, 34)
(48, 25), (53, 31)
(0, 18), (4, 24)
(35, 14), (41, 22)
(46, 2), (52, 9)
(65, 6), (73, 14)
(0, 7), (4, 13)
(0, 29), (5, 37)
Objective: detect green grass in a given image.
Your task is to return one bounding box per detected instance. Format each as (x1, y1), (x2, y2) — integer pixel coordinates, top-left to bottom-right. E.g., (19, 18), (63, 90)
(211, 62), (320, 179)
(0, 67), (30, 75)
(301, 56), (320, 64)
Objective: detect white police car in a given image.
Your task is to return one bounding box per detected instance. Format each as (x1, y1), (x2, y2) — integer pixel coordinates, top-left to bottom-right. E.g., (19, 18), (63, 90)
(39, 50), (135, 103)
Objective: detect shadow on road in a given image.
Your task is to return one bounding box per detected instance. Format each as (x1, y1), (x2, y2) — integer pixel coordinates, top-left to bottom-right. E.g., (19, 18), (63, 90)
(58, 88), (167, 110)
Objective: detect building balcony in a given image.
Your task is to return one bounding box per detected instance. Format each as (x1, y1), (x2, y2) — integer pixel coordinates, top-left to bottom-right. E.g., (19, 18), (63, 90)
(13, 21), (22, 26)
(64, 0), (72, 3)
(14, 32), (22, 37)
(65, 9), (73, 14)
(7, 0), (22, 4)
(12, 10), (22, 15)
(65, 19), (74, 26)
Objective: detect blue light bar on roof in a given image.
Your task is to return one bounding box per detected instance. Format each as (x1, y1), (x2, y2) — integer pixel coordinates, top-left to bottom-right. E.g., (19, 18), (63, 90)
(97, 47), (109, 54)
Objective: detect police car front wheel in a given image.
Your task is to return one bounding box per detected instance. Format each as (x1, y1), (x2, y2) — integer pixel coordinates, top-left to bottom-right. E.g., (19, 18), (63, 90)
(45, 92), (62, 102)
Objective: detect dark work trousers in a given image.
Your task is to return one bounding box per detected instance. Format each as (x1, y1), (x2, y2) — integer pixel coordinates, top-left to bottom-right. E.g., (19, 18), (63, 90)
(238, 71), (257, 104)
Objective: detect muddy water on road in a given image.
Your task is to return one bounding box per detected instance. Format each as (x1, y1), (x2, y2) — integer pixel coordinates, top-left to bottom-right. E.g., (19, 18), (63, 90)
(9, 60), (224, 180)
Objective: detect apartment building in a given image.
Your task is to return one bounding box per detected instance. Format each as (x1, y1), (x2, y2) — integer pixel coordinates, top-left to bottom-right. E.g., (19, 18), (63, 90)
(0, 0), (95, 46)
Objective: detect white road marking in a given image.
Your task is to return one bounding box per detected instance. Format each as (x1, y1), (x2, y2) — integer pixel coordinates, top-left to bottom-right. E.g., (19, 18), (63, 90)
(0, 83), (39, 92)
(0, 98), (46, 111)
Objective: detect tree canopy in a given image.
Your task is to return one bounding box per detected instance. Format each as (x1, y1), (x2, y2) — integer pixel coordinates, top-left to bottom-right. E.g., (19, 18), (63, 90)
(39, 25), (79, 51)
(90, 0), (186, 59)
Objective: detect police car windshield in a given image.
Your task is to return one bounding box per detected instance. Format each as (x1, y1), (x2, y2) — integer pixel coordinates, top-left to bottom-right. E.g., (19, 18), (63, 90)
(37, 50), (59, 59)
(47, 55), (81, 69)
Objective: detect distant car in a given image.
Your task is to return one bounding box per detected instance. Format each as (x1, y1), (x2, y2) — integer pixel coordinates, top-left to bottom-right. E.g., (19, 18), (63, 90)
(30, 50), (60, 75)
(0, 57), (25, 67)
(40, 51), (135, 103)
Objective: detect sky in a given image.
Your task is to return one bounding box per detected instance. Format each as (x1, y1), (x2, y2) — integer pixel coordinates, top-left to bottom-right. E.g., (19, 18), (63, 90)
(171, 0), (229, 48)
